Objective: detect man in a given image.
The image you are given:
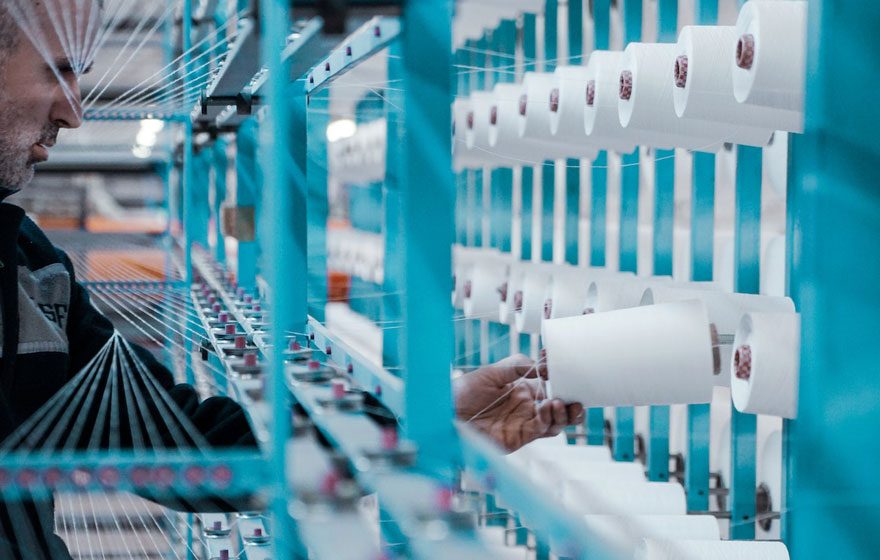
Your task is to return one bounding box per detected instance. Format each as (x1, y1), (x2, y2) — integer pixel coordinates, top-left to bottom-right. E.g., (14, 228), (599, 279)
(0, 1), (584, 557)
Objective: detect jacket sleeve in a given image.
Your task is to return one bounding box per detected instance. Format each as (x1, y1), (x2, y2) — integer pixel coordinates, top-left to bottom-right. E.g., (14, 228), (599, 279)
(57, 249), (260, 511)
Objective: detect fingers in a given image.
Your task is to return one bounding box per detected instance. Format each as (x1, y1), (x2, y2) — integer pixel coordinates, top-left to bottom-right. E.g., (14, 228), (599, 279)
(567, 403), (585, 425)
(482, 353), (540, 385)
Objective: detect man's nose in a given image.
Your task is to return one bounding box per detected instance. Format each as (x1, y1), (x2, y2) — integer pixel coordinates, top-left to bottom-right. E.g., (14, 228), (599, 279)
(50, 80), (83, 130)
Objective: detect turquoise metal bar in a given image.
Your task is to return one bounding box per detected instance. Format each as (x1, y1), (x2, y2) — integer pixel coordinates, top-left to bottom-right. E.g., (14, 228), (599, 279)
(399, 0), (457, 471)
(234, 119), (259, 290)
(383, 41), (404, 372)
(182, 0), (195, 283)
(645, 0), (678, 483)
(259, 0), (305, 556)
(685, 0), (718, 513)
(305, 17), (401, 95)
(192, 151), (212, 249)
(586, 0), (611, 446)
(787, 5), (880, 552)
(614, 0), (642, 463)
(307, 90), (329, 323)
(212, 140), (228, 263)
(730, 145), (761, 539)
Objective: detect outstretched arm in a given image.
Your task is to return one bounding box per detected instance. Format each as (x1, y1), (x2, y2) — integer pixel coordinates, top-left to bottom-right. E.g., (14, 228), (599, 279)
(454, 354), (585, 452)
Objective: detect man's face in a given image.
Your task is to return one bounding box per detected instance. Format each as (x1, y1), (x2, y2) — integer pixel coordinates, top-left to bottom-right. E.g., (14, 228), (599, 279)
(0, 1), (96, 191)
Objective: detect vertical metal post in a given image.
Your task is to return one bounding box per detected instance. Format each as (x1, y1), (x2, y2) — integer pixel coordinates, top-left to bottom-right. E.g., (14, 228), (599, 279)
(645, 0), (678, 483)
(212, 140), (228, 263)
(730, 146), (760, 539)
(615, 0), (642, 463)
(729, 0), (761, 536)
(587, 0), (611, 446)
(259, 0), (304, 556)
(491, 20), (516, 363)
(234, 120), (259, 290)
(182, 0), (194, 283)
(399, 0), (457, 470)
(685, 0), (717, 515)
(383, 42), (404, 371)
(307, 91), (329, 322)
(787, 5), (880, 554)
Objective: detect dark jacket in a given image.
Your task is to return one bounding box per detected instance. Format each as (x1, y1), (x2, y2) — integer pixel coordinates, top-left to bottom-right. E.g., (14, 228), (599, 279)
(0, 203), (258, 558)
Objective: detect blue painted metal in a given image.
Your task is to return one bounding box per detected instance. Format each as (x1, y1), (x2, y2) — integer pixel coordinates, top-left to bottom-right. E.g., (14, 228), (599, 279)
(730, 145), (762, 539)
(398, 0), (457, 472)
(234, 119), (259, 290)
(586, 0), (611, 446)
(787, 6), (880, 554)
(685, 0), (718, 513)
(258, 0), (306, 556)
(384, 41), (404, 372)
(305, 17), (402, 95)
(645, 0), (678, 484)
(614, 0), (642, 464)
(307, 90), (330, 323)
(212, 140), (228, 263)
(182, 0), (195, 284)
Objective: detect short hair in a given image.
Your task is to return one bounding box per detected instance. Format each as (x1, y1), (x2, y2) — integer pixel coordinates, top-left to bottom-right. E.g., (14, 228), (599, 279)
(0, 5), (21, 56)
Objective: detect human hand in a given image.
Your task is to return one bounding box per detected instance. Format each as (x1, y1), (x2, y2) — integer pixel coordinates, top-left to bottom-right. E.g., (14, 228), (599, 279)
(454, 354), (585, 452)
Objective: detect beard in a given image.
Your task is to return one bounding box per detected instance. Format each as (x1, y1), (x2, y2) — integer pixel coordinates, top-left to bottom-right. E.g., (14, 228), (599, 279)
(0, 97), (58, 197)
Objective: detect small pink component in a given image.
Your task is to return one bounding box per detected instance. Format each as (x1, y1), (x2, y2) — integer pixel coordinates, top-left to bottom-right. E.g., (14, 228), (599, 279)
(220, 550), (229, 560)
(674, 55), (689, 88)
(155, 466), (175, 487)
(320, 470), (341, 494)
(324, 62), (331, 72)
(237, 287), (245, 296)
(434, 487), (453, 512)
(218, 312), (229, 324)
(211, 465), (233, 487)
(499, 282), (508, 303)
(213, 521), (222, 531)
(490, 106), (498, 125)
(290, 340), (301, 351)
(375, 385), (382, 396)
(373, 25), (381, 37)
(208, 295), (216, 305)
(737, 34), (756, 70)
(71, 467), (92, 488)
(347, 363), (353, 374)
(253, 304), (261, 312)
(225, 324), (236, 335)
(735, 345), (752, 381)
(619, 70), (633, 101)
(254, 528), (263, 538)
(97, 467), (119, 487)
(185, 466), (206, 485)
(586, 80), (596, 107)
(381, 427), (398, 451)
(17, 469), (37, 488)
(518, 94), (528, 116)
(308, 360), (321, 370)
(514, 290), (524, 312)
(245, 295), (253, 304)
(583, 307), (596, 315)
(212, 304), (222, 314)
(463, 280), (472, 299)
(235, 336), (247, 349)
(467, 111), (475, 130)
(325, 346), (332, 355)
(332, 382), (346, 400)
(549, 88), (560, 112)
(244, 353), (258, 367)
(544, 298), (553, 319)
(43, 468), (63, 487)
(131, 467), (152, 487)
